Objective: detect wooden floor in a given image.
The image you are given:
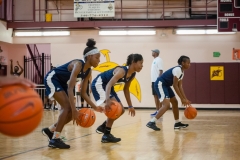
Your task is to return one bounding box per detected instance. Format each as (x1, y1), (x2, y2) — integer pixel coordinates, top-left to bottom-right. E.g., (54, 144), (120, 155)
(0, 109), (240, 160)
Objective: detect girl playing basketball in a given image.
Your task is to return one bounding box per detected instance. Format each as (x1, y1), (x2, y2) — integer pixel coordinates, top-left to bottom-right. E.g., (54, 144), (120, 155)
(91, 53), (143, 143)
(42, 39), (103, 149)
(146, 55), (191, 131)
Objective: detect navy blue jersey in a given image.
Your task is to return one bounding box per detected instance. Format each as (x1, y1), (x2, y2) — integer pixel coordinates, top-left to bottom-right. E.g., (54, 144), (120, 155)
(99, 66), (136, 85)
(156, 65), (184, 86)
(48, 59), (90, 85)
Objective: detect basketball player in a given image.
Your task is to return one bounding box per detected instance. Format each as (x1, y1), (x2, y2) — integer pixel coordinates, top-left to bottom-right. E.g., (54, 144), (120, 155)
(0, 76), (35, 87)
(42, 39), (103, 149)
(91, 53), (143, 143)
(146, 55), (191, 131)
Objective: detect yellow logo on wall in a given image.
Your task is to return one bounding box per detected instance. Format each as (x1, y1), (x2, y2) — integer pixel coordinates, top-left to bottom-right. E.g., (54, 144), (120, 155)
(93, 49), (142, 102)
(210, 66), (224, 80)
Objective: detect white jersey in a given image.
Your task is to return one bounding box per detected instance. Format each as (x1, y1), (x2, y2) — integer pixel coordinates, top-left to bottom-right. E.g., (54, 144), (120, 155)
(151, 57), (163, 82)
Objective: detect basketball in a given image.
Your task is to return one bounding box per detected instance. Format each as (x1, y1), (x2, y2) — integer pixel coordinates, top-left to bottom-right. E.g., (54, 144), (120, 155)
(184, 105), (197, 119)
(77, 108), (96, 128)
(105, 101), (122, 119)
(0, 84), (43, 137)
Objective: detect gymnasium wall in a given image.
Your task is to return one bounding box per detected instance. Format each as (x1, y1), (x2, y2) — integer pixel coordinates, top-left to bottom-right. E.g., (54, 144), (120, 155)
(0, 42), (27, 77)
(0, 20), (12, 43)
(13, 29), (240, 108)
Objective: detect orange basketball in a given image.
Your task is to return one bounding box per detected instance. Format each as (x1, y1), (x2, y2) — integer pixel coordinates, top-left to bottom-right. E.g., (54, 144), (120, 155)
(77, 108), (96, 128)
(0, 84), (43, 137)
(105, 101), (122, 119)
(184, 105), (197, 119)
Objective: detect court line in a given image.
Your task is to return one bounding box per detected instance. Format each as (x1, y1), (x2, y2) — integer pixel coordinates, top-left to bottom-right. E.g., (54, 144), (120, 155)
(0, 122), (137, 159)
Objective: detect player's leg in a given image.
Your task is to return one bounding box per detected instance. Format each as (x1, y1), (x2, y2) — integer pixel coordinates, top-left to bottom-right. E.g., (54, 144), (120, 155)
(101, 91), (122, 143)
(91, 76), (107, 134)
(169, 89), (188, 129)
(146, 82), (170, 131)
(47, 91), (71, 149)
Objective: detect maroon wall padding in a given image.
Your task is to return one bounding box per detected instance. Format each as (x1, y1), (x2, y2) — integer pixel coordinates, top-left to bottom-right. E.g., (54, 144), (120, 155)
(183, 62), (240, 104)
(195, 63), (211, 104)
(239, 63), (240, 103)
(210, 63), (225, 104)
(224, 63), (240, 104)
(182, 63), (196, 103)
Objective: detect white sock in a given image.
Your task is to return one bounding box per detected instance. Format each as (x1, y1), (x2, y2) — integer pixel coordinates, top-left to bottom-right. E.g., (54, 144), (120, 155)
(150, 117), (157, 122)
(49, 124), (56, 132)
(53, 131), (61, 139)
(175, 119), (180, 123)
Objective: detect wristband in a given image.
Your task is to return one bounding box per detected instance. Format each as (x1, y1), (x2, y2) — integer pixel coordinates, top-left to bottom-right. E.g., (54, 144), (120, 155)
(128, 106), (133, 108)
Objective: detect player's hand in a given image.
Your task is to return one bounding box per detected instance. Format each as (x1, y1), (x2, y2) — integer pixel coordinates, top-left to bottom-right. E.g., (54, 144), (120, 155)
(186, 99), (191, 105)
(93, 106), (104, 113)
(105, 99), (114, 112)
(128, 107), (135, 117)
(72, 109), (80, 125)
(181, 98), (189, 106)
(0, 76), (36, 88)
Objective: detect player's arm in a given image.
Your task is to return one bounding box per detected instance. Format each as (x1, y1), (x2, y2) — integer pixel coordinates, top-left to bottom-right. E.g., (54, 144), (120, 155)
(17, 61), (24, 75)
(67, 60), (81, 124)
(105, 68), (125, 109)
(172, 67), (188, 106)
(178, 80), (191, 104)
(123, 76), (135, 116)
(89, 74), (92, 93)
(173, 78), (188, 106)
(81, 70), (102, 112)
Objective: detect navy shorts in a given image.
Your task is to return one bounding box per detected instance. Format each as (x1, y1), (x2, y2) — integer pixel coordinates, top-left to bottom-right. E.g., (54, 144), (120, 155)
(91, 76), (120, 106)
(44, 70), (68, 100)
(154, 81), (175, 102)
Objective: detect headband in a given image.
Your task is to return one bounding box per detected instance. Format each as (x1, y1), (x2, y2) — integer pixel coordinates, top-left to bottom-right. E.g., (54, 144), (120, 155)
(84, 48), (99, 58)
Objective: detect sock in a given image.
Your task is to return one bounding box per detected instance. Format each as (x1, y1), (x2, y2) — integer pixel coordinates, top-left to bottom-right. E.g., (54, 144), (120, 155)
(86, 104), (89, 108)
(101, 121), (107, 127)
(104, 127), (111, 135)
(175, 119), (180, 123)
(81, 103), (84, 107)
(52, 131), (61, 139)
(48, 124), (56, 132)
(150, 117), (157, 122)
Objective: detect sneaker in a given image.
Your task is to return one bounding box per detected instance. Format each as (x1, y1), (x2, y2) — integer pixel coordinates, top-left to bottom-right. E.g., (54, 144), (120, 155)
(101, 134), (121, 143)
(150, 111), (158, 116)
(174, 122), (189, 129)
(42, 128), (53, 141)
(48, 138), (70, 149)
(96, 125), (105, 134)
(146, 122), (161, 131)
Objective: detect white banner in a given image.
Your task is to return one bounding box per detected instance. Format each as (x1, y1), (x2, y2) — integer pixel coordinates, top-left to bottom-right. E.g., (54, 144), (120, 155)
(74, 0), (115, 18)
